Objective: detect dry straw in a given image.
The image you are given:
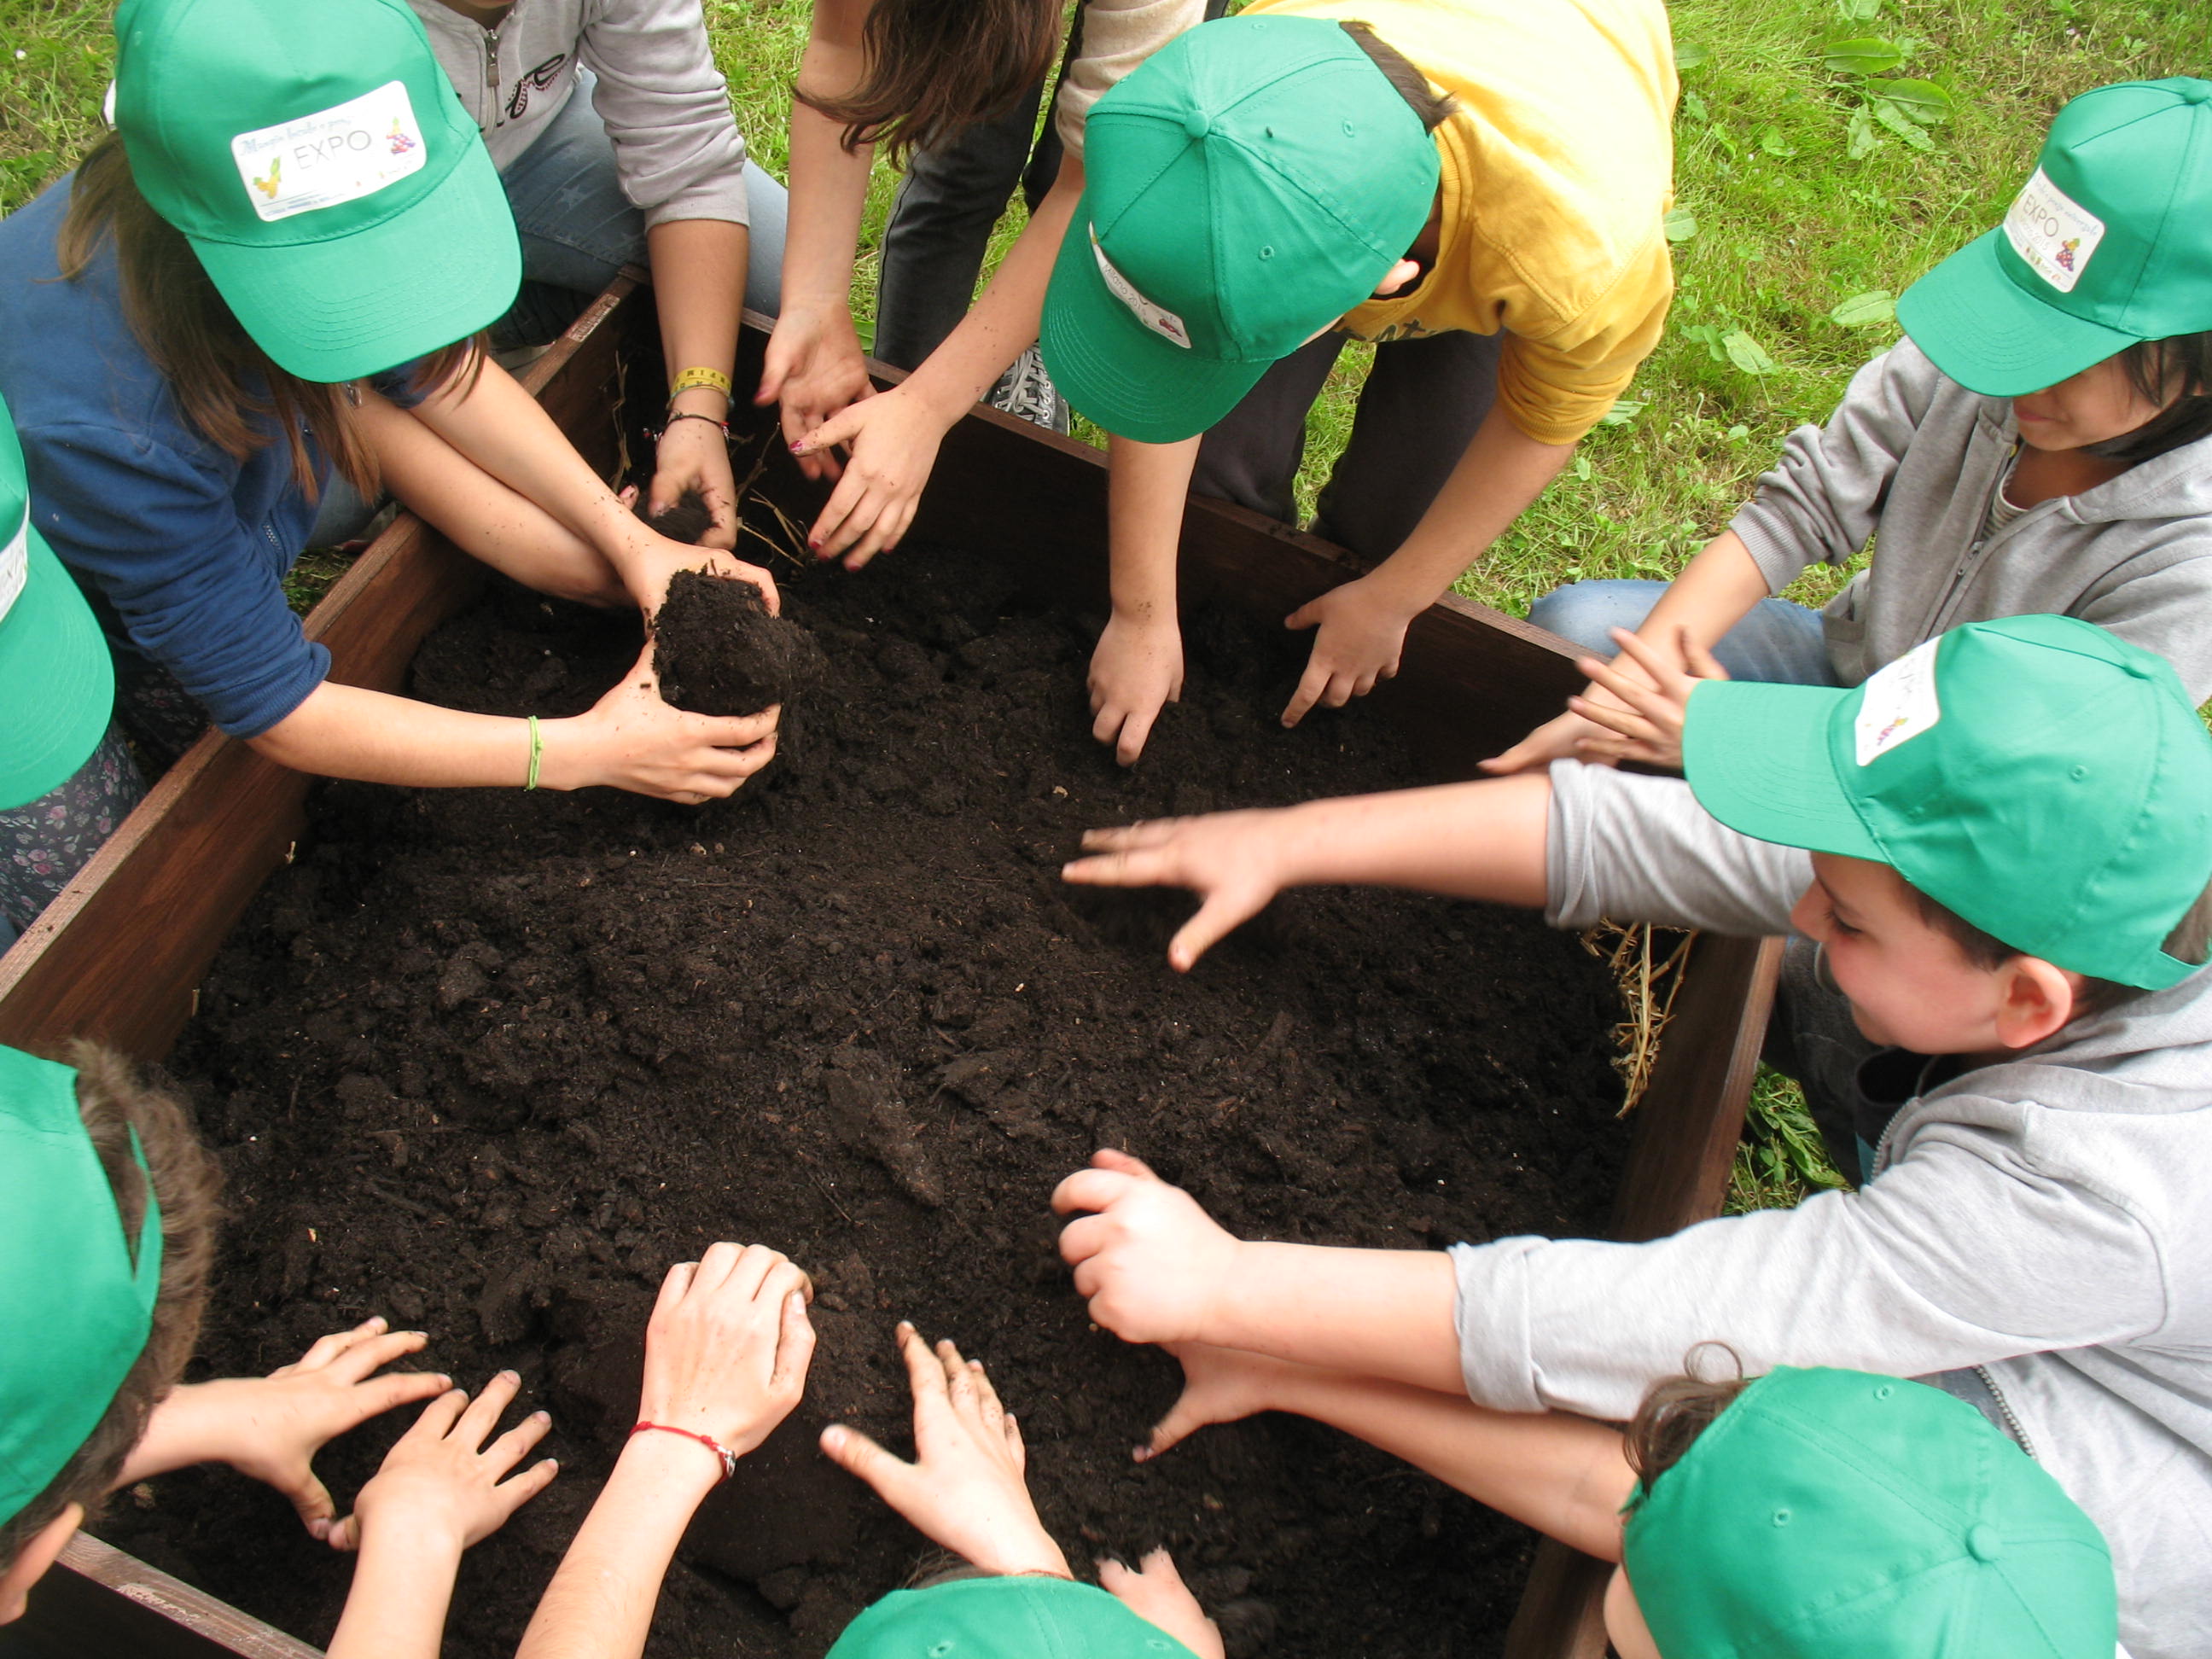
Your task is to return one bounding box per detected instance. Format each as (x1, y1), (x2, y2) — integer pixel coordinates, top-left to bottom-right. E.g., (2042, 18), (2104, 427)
(1584, 921), (1696, 1115)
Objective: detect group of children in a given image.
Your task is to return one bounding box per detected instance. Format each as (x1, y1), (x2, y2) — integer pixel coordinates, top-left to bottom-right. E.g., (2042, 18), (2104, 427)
(2, 0), (2210, 1650)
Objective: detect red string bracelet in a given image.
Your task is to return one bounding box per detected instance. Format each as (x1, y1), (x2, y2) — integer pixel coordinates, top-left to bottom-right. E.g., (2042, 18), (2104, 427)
(631, 1421), (738, 1481)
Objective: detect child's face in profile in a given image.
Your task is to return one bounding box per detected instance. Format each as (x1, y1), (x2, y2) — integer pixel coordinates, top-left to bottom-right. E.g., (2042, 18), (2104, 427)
(1787, 854), (2068, 1055)
(2013, 352), (2180, 451)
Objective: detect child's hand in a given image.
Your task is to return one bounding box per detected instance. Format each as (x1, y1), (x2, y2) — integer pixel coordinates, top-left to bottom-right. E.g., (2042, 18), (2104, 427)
(639, 1243), (816, 1464)
(1053, 1150), (1243, 1346)
(820, 1323), (1070, 1579)
(1282, 575), (1417, 728)
(1135, 1342), (1303, 1463)
(330, 1370), (556, 1553)
(758, 300), (873, 484)
(1566, 626), (1728, 772)
(1088, 612), (1185, 767)
(1479, 705), (1629, 775)
(647, 419), (741, 550)
(1060, 810), (1291, 972)
(790, 383), (950, 568)
(122, 1317), (453, 1541)
(556, 639), (780, 802)
(1098, 1550), (1227, 1659)
(620, 531), (781, 620)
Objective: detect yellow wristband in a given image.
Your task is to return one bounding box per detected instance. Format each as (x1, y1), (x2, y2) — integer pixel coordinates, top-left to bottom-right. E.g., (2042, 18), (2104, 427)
(669, 366), (734, 400)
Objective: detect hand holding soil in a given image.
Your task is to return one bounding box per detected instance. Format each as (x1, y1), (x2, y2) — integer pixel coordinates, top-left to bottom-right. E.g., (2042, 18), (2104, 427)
(334, 1369), (556, 1553)
(1062, 813), (1292, 971)
(820, 1323), (1071, 1580)
(1054, 1150), (1246, 1347)
(652, 568), (827, 719)
(554, 637), (778, 800)
(640, 1243), (816, 1464)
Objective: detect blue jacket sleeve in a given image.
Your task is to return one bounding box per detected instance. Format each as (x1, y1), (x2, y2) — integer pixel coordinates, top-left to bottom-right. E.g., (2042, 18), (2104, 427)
(22, 419), (329, 739)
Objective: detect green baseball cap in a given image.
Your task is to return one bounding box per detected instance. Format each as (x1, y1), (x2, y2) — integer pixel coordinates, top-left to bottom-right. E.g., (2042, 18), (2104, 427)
(1039, 15), (1440, 443)
(0, 1045), (163, 1529)
(0, 393), (114, 814)
(1622, 1367), (2116, 1656)
(1898, 79), (2212, 397)
(828, 1575), (1202, 1659)
(1685, 614), (2212, 990)
(112, 0), (520, 383)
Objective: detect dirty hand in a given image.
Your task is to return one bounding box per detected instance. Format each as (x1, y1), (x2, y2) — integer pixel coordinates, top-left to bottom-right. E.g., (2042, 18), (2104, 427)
(1281, 576), (1417, 728)
(790, 384), (951, 569)
(618, 530), (778, 620)
(758, 301), (876, 484)
(1053, 1150), (1243, 1347)
(1089, 612), (1185, 767)
(639, 1243), (816, 1465)
(647, 416), (740, 550)
(1061, 809), (1292, 971)
(330, 1369), (557, 1553)
(1566, 626), (1727, 772)
(550, 638), (778, 801)
(124, 1318), (453, 1542)
(822, 1323), (1070, 1578)
(1098, 1550), (1227, 1659)
(1137, 1343), (1307, 1463)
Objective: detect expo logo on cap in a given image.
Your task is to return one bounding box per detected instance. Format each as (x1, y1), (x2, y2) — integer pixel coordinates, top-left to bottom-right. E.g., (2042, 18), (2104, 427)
(1091, 224), (1191, 350)
(2002, 168), (2107, 294)
(1854, 637), (1943, 766)
(229, 79), (426, 224)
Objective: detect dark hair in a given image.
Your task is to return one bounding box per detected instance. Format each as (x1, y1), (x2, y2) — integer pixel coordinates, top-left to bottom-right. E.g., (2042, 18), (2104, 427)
(58, 134), (484, 500)
(1339, 21), (1456, 132)
(0, 1044), (221, 1576)
(1623, 1347), (1749, 1489)
(2081, 329), (2212, 466)
(1909, 873), (2212, 1017)
(797, 0), (1061, 162)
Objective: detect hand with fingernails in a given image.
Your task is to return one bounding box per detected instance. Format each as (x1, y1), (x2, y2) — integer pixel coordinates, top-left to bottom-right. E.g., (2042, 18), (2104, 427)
(1280, 575), (1417, 730)
(1563, 626), (1729, 772)
(333, 1367), (557, 1552)
(637, 1243), (817, 1476)
(1052, 1150), (1245, 1347)
(1061, 812), (1295, 972)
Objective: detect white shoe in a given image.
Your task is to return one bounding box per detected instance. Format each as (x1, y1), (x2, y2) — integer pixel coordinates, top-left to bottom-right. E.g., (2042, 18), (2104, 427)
(987, 345), (1071, 434)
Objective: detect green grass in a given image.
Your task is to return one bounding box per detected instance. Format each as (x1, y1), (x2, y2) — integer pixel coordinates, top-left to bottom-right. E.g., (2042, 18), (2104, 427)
(4, 0), (2201, 1207)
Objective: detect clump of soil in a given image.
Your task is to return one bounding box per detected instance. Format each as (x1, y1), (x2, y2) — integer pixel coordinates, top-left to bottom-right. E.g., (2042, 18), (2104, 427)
(654, 568), (828, 718)
(108, 544), (1629, 1659)
(638, 486), (717, 547)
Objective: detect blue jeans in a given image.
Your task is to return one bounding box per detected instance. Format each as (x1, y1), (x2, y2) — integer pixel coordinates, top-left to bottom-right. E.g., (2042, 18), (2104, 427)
(1527, 579), (1842, 687)
(495, 71), (789, 347)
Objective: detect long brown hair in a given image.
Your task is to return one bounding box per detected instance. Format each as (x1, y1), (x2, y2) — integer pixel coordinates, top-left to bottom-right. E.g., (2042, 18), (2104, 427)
(796, 0), (1061, 162)
(57, 134), (481, 500)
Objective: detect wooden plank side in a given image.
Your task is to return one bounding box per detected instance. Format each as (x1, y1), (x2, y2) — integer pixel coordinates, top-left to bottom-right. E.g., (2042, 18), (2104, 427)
(0, 284), (642, 1064)
(0, 1535), (321, 1659)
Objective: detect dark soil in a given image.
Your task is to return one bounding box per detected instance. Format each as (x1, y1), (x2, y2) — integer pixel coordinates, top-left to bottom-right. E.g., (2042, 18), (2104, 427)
(654, 569), (827, 719)
(103, 542), (1630, 1659)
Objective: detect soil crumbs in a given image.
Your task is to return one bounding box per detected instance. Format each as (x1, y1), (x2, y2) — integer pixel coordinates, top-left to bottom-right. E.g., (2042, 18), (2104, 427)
(104, 544), (1628, 1659)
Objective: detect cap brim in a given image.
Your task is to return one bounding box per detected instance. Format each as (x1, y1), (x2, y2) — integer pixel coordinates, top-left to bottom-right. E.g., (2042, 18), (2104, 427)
(1682, 679), (1884, 862)
(191, 140), (521, 383)
(0, 530), (114, 811)
(1040, 212), (1275, 444)
(1896, 229), (2144, 398)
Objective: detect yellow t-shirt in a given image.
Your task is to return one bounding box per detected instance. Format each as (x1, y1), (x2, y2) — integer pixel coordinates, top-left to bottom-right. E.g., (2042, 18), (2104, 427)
(1241, 0), (1678, 445)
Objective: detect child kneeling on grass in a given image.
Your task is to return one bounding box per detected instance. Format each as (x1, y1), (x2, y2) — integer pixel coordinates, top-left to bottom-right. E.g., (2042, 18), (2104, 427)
(0, 1041), (554, 1654)
(1058, 614), (2212, 1658)
(514, 1248), (1221, 1659)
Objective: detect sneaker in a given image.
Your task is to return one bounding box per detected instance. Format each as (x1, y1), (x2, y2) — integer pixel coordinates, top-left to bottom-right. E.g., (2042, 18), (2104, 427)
(987, 344), (1072, 434)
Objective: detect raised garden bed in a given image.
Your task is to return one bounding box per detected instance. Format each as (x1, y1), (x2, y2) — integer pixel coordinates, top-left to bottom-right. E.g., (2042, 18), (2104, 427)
(0, 281), (1779, 1659)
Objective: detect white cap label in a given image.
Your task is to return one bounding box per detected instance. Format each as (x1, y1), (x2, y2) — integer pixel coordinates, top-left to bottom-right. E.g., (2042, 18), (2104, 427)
(2002, 168), (2106, 294)
(1091, 224), (1191, 350)
(230, 80), (428, 224)
(1854, 637), (1943, 766)
(0, 507), (26, 626)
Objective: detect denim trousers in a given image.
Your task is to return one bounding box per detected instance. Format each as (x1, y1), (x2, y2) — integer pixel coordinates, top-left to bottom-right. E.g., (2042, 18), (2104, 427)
(1525, 578), (1842, 687)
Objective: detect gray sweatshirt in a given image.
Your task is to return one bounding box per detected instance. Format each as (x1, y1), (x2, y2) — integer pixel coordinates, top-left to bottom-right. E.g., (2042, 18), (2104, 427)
(1731, 336), (2212, 699)
(407, 0), (750, 226)
(1448, 760), (2212, 1658)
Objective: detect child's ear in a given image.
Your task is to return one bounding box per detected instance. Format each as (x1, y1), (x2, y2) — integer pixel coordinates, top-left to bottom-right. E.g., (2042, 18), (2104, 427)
(1993, 957), (2077, 1050)
(0, 1504), (84, 1625)
(1371, 257), (1423, 298)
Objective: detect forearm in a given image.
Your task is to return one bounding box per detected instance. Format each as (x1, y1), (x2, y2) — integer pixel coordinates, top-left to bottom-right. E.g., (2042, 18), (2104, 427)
(114, 1382), (234, 1484)
(249, 681), (587, 790)
(783, 3), (875, 318)
(649, 218), (747, 421)
(517, 1439), (719, 1659)
(1255, 773), (1554, 905)
(326, 1526), (465, 1659)
(1258, 1365), (1633, 1560)
(1108, 433), (1200, 626)
(1361, 405), (1576, 614)
(1206, 1242), (1463, 1394)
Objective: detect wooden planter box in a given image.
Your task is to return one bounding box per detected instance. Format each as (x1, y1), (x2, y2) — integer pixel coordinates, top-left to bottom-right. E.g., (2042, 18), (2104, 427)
(0, 277), (1779, 1659)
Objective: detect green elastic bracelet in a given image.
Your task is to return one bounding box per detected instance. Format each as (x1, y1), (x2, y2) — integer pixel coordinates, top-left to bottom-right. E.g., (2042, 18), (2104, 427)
(524, 713), (543, 791)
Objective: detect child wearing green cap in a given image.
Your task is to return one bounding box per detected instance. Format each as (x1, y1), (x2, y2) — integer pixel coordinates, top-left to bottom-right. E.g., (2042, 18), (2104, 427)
(0, 1041), (556, 1656)
(514, 1252), (1220, 1659)
(0, 0), (783, 810)
(1057, 614), (2212, 1656)
(1030, 0), (1677, 764)
(1492, 77), (2212, 776)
